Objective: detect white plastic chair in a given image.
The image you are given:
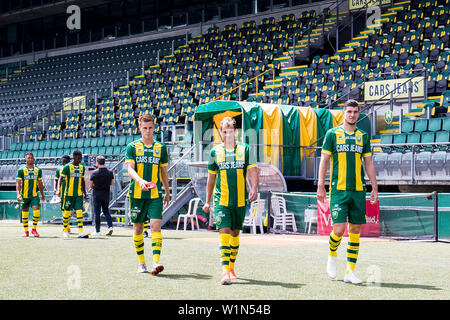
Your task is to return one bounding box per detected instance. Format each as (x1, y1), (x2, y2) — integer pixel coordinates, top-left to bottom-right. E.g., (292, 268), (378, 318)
(270, 195), (297, 232)
(176, 197), (201, 231)
(243, 199), (266, 234)
(304, 208), (317, 234)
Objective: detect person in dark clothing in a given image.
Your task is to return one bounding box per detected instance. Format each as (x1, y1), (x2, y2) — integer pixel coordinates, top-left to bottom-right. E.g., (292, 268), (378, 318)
(89, 156), (115, 236)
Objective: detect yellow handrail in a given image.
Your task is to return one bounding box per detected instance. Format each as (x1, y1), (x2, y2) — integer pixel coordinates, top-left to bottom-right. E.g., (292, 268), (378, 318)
(213, 67), (276, 102)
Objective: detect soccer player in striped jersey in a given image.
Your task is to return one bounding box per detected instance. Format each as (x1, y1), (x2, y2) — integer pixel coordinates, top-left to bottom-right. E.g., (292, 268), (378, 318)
(317, 99), (378, 284)
(203, 117), (258, 285)
(125, 114), (170, 275)
(59, 150), (88, 238)
(54, 155), (71, 231)
(16, 152), (45, 237)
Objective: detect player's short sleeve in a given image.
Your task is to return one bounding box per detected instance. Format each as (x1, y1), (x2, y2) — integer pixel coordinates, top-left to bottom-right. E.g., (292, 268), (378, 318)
(125, 142), (135, 165)
(60, 164), (69, 177)
(208, 148), (218, 175)
(16, 168), (23, 180)
(362, 133), (372, 158)
(246, 144), (257, 169)
(160, 144), (168, 167)
(55, 168), (60, 180)
(81, 165), (85, 178)
(38, 168), (43, 180)
(322, 129), (334, 155)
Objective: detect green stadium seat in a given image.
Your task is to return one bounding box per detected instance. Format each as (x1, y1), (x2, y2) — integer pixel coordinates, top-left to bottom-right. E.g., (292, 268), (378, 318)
(111, 136), (120, 146)
(77, 139), (84, 149)
(420, 132), (435, 151)
(104, 136), (112, 147)
(380, 134), (394, 153)
(118, 136), (127, 146)
(407, 132), (421, 151)
(401, 119), (414, 133)
(55, 149), (65, 157)
(70, 139), (77, 149)
(435, 131), (450, 151)
(84, 147), (92, 155)
(414, 119), (428, 132)
(97, 137), (105, 147)
(50, 149), (57, 157)
(442, 118), (450, 131)
(63, 140), (71, 149)
(98, 147), (106, 155)
(91, 147), (99, 155)
(393, 134), (407, 152)
(90, 138), (98, 148)
(105, 147), (114, 156)
(113, 146), (122, 155)
(428, 118), (442, 132)
(21, 142), (28, 151)
(32, 141), (39, 151)
(57, 140), (65, 149)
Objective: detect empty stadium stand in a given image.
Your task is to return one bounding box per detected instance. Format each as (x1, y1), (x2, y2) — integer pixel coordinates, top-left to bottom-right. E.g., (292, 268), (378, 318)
(1, 0), (450, 194)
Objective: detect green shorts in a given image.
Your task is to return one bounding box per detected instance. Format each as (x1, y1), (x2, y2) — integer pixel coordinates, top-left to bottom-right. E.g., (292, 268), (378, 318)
(63, 196), (84, 211)
(22, 197), (40, 210)
(214, 204), (246, 230)
(129, 197), (163, 223)
(329, 190), (366, 225)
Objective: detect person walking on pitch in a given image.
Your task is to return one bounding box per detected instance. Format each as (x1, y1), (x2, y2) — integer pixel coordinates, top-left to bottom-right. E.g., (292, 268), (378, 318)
(317, 99), (378, 284)
(59, 150), (88, 238)
(125, 114), (170, 275)
(202, 117), (258, 285)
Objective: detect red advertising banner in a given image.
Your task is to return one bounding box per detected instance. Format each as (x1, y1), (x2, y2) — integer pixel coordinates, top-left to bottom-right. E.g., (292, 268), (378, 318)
(317, 200), (380, 237)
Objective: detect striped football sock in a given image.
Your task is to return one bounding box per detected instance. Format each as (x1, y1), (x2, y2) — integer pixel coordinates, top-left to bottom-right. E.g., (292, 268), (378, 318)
(63, 210), (71, 232)
(219, 233), (231, 273)
(229, 235), (240, 270)
(329, 230), (342, 257)
(151, 231), (162, 264)
(347, 232), (360, 271)
(134, 233), (145, 264)
(22, 210), (29, 232)
(32, 209), (40, 230)
(75, 209), (83, 234)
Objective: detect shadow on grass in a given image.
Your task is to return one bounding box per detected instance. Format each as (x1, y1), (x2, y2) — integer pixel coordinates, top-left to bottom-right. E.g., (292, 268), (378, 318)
(340, 280), (442, 290)
(378, 282), (442, 290)
(234, 278), (304, 289)
(157, 273), (213, 280)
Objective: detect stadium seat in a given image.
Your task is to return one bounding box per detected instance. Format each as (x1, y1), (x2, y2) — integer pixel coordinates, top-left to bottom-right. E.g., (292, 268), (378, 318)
(428, 118), (442, 132)
(393, 133), (407, 152)
(400, 152), (413, 178)
(420, 132), (435, 151)
(415, 152), (432, 178)
(430, 151), (447, 177)
(386, 152), (402, 178)
(372, 152), (388, 178)
(401, 119), (415, 133)
(413, 119), (428, 133)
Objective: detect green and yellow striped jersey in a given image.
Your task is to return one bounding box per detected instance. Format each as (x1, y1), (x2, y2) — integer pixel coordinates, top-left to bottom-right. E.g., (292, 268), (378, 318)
(125, 139), (168, 199)
(60, 163), (86, 197)
(54, 166), (66, 197)
(322, 126), (372, 192)
(16, 166), (42, 199)
(208, 142), (256, 207)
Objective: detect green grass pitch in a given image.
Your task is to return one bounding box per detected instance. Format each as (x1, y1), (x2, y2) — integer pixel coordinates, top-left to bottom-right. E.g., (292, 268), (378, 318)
(0, 223), (449, 300)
